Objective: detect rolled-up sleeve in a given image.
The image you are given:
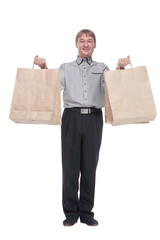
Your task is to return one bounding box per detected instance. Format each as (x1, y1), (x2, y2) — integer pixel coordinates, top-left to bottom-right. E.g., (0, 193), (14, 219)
(59, 63), (65, 91)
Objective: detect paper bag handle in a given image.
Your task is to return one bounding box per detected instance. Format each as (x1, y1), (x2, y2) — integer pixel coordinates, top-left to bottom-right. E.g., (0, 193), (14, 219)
(32, 62), (47, 69)
(117, 61), (132, 70)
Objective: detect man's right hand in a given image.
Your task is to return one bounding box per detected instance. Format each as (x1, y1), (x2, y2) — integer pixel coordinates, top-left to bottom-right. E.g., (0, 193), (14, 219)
(33, 55), (47, 69)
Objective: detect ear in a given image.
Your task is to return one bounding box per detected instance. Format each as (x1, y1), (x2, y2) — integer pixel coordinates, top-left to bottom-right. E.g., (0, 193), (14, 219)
(75, 42), (78, 48)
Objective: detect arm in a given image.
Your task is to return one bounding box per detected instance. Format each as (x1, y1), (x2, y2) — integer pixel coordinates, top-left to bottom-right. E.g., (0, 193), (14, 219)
(59, 63), (65, 91)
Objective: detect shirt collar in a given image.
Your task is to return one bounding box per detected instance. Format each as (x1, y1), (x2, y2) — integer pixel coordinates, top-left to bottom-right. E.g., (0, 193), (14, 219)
(76, 56), (92, 65)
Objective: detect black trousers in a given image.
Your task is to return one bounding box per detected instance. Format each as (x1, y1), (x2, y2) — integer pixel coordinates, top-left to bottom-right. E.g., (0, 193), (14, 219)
(61, 107), (103, 220)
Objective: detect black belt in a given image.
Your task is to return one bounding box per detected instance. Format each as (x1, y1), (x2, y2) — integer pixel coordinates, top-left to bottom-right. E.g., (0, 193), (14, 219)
(66, 107), (101, 114)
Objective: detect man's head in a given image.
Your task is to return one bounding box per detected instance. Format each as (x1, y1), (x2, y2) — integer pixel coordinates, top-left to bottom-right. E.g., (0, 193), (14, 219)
(75, 29), (96, 59)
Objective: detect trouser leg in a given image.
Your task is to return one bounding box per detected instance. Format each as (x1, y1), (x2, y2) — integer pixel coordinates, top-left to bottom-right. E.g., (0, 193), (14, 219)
(79, 110), (103, 219)
(61, 108), (103, 220)
(61, 109), (81, 219)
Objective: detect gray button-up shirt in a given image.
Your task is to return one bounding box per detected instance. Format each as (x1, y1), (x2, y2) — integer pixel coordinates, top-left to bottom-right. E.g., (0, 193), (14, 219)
(59, 56), (109, 109)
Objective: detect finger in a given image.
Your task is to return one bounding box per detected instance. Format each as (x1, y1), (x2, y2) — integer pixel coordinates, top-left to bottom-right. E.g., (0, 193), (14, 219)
(123, 57), (129, 63)
(34, 55), (39, 63)
(34, 55), (39, 60)
(121, 59), (125, 64)
(39, 58), (44, 65)
(41, 58), (46, 63)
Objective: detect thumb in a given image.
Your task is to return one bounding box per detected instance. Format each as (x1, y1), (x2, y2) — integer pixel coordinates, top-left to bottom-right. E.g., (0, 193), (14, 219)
(34, 55), (39, 59)
(34, 55), (39, 63)
(127, 55), (130, 60)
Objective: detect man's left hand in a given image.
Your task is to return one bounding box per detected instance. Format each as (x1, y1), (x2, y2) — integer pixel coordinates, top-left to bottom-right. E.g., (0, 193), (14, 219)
(117, 55), (130, 69)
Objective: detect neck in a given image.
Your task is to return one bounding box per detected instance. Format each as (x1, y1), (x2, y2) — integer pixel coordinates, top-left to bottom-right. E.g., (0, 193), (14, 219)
(78, 55), (91, 59)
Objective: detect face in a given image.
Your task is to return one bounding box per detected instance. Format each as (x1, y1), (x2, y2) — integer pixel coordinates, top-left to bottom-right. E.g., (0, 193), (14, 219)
(76, 33), (96, 59)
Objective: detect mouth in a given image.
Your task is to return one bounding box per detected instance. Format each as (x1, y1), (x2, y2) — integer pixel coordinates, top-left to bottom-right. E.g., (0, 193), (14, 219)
(83, 49), (90, 52)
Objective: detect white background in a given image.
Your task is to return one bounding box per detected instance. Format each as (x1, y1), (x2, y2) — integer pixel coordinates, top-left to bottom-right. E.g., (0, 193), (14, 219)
(0, 0), (160, 239)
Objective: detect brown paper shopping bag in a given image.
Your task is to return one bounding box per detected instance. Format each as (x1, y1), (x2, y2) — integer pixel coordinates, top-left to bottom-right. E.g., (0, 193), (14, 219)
(104, 64), (157, 126)
(9, 63), (61, 125)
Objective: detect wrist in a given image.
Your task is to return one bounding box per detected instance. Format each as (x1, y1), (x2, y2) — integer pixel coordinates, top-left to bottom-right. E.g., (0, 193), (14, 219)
(40, 63), (48, 69)
(116, 62), (125, 70)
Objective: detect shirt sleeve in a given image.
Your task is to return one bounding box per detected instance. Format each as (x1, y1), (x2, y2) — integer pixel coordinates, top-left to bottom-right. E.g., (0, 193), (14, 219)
(102, 64), (110, 91)
(59, 63), (65, 91)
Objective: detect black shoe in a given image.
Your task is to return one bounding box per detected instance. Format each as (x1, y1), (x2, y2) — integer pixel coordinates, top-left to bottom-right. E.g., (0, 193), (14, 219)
(63, 218), (78, 226)
(80, 217), (98, 226)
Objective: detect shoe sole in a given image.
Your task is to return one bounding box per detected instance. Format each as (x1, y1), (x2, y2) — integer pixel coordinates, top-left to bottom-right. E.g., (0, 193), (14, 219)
(63, 221), (77, 226)
(80, 222), (98, 226)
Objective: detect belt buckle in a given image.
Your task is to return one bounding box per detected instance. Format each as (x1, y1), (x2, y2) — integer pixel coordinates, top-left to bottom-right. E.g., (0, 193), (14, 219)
(80, 108), (91, 114)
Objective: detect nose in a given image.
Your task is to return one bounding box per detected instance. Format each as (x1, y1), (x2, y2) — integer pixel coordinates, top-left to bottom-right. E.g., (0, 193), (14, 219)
(84, 41), (88, 47)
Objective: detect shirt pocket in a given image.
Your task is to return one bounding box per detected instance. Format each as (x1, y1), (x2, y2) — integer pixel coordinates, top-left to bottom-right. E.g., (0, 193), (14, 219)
(91, 72), (103, 81)
(91, 72), (105, 90)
